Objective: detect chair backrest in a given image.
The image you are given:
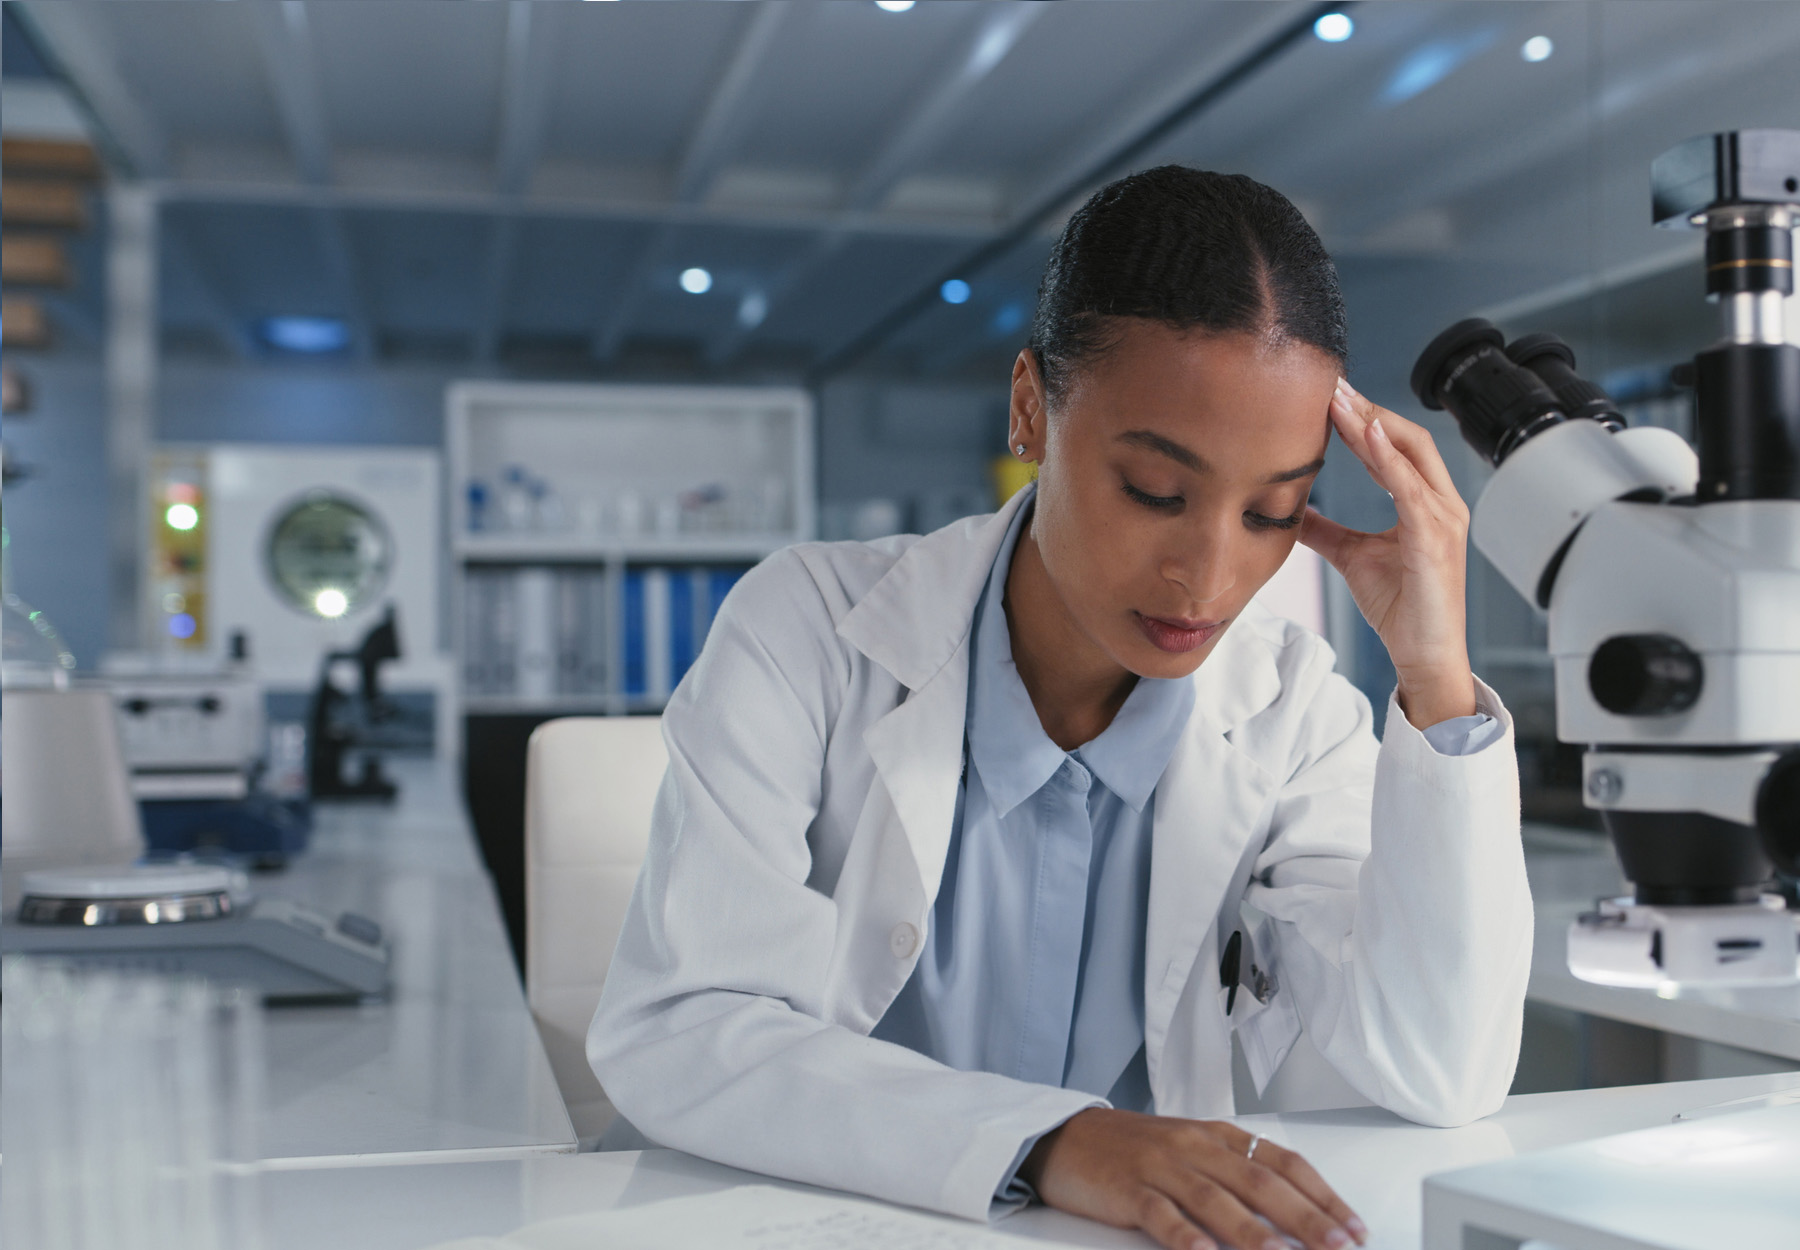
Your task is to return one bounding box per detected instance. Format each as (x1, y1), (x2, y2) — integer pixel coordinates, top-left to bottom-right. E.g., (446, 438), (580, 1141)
(524, 715), (667, 1141)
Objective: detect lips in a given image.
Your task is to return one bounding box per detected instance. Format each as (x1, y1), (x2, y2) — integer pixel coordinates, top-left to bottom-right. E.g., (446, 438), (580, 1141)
(1134, 612), (1226, 654)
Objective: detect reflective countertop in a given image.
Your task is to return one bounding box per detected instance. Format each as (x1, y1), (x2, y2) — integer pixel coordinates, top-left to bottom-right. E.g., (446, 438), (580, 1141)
(255, 757), (577, 1165)
(256, 1071), (1800, 1249)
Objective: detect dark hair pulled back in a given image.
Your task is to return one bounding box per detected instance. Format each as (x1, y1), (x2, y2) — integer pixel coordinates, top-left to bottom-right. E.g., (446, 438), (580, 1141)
(1028, 165), (1347, 404)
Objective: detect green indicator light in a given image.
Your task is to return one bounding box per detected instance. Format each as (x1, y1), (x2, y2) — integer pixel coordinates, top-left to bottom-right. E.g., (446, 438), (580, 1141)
(166, 502), (200, 531)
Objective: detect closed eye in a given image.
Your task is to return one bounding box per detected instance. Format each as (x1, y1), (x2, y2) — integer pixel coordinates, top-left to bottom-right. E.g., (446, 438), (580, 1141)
(1122, 480), (1182, 510)
(1246, 508), (1305, 531)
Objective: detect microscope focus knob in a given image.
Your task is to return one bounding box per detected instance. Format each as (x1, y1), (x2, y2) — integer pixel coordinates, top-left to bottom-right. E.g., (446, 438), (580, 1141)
(1588, 634), (1704, 716)
(1756, 750), (1800, 878)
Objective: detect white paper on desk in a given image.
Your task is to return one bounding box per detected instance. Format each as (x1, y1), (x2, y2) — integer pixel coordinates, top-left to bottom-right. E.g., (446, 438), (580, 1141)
(423, 1185), (1026, 1250)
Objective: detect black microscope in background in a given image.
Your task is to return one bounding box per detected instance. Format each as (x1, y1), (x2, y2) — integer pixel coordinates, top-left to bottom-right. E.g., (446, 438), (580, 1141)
(308, 605), (403, 802)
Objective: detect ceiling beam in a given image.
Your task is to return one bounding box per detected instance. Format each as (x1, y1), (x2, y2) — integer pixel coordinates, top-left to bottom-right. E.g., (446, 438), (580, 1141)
(250, 0), (333, 185)
(593, 0), (795, 363)
(17, 1), (171, 177)
(493, 0), (558, 196)
(480, 1), (560, 365)
(808, 0), (1351, 379)
(708, 2), (1039, 369)
(150, 178), (996, 241)
(474, 216), (516, 366)
(249, 1), (375, 362)
(162, 221), (255, 359)
(844, 2), (1042, 212)
(998, 1), (1317, 230)
(674, 0), (792, 205)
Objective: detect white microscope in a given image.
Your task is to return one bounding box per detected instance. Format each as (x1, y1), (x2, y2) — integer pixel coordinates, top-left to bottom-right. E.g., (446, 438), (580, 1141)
(1411, 128), (1800, 991)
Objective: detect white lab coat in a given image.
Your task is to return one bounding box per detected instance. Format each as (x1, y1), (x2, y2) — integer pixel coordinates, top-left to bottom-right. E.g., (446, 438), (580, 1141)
(589, 488), (1532, 1221)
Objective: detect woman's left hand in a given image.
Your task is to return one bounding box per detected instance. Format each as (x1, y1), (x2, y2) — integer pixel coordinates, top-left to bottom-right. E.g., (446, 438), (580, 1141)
(1299, 377), (1477, 730)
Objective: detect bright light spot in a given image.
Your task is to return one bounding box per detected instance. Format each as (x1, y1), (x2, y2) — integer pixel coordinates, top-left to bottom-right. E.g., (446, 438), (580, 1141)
(940, 279), (972, 305)
(258, 316), (350, 354)
(165, 502), (199, 531)
(738, 290), (768, 329)
(1522, 35), (1554, 62)
(875, 1), (916, 11)
(162, 592), (187, 613)
(1313, 12), (1353, 42)
(1381, 29), (1497, 105)
(678, 267), (713, 294)
(314, 588), (349, 618)
(990, 301), (1026, 336)
(167, 613), (197, 640)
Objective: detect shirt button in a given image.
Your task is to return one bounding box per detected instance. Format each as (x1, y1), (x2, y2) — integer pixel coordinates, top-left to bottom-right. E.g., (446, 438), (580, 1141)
(889, 922), (919, 959)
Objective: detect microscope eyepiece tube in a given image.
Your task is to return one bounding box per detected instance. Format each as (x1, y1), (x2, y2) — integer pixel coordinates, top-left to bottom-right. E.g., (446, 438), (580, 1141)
(1506, 332), (1628, 430)
(1409, 318), (1568, 465)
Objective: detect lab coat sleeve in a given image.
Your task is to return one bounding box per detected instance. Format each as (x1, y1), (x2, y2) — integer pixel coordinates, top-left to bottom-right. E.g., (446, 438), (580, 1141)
(1241, 640), (1532, 1127)
(587, 549), (1100, 1221)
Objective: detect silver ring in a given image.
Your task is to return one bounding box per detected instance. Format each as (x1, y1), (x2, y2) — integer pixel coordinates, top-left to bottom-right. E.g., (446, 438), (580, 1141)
(1246, 1133), (1264, 1161)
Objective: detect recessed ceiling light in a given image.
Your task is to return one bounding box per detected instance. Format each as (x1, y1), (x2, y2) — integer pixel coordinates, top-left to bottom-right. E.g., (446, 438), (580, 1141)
(940, 278), (971, 305)
(258, 315), (350, 353)
(679, 267), (713, 295)
(1313, 12), (1353, 43)
(875, 1), (916, 11)
(1522, 35), (1554, 62)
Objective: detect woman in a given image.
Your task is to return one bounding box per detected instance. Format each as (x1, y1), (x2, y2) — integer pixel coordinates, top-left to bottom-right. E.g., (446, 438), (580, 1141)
(589, 167), (1530, 1250)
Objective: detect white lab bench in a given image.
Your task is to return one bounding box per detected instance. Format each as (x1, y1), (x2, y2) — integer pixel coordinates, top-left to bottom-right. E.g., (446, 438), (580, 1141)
(254, 1070), (1800, 1249)
(254, 757), (577, 1165)
(1522, 823), (1800, 1064)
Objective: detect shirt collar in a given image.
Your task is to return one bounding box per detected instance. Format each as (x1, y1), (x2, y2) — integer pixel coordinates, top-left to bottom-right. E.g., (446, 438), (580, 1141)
(966, 484), (1195, 817)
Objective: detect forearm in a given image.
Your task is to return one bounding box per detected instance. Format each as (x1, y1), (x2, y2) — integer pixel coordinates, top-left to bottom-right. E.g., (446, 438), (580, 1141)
(590, 974), (1097, 1220)
(1250, 679), (1531, 1124)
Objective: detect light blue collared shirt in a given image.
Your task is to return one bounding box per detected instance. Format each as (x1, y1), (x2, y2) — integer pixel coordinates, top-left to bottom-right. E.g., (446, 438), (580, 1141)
(872, 488), (1191, 1116)
(870, 486), (1502, 1204)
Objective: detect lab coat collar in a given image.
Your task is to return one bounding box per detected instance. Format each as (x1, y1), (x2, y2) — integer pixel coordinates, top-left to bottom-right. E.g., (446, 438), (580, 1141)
(1186, 604), (1284, 735)
(837, 487), (1033, 692)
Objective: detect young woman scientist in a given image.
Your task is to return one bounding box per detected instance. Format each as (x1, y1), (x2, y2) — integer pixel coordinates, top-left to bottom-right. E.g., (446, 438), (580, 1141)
(589, 168), (1531, 1250)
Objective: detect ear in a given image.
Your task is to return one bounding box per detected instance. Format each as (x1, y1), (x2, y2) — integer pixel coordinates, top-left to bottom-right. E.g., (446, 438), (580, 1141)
(1009, 349), (1048, 460)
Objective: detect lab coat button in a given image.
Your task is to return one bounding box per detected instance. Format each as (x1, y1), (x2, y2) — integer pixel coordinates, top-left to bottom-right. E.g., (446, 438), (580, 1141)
(889, 922), (919, 958)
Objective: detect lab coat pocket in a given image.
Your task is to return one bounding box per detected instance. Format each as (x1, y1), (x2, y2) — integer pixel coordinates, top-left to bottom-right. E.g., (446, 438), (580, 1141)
(1222, 914), (1301, 1097)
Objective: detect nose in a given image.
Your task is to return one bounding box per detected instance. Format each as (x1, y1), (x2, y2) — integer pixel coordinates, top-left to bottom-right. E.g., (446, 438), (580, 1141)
(1159, 518), (1239, 607)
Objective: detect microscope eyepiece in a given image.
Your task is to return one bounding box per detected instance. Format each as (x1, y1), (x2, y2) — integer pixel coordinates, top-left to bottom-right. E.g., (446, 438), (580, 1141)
(1409, 318), (1571, 465)
(1506, 333), (1627, 432)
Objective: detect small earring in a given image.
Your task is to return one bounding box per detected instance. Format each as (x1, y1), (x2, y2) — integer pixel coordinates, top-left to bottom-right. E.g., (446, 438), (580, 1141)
(1015, 443), (1028, 458)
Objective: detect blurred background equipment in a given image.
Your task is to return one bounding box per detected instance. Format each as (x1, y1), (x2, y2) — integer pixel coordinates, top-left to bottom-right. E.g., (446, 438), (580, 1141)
(3, 862), (390, 1002)
(1411, 129), (1800, 992)
(307, 603), (403, 801)
(0, 685), (143, 913)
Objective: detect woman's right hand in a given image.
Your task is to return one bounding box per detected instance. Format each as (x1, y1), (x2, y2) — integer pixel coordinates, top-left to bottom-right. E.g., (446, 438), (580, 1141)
(1018, 1108), (1367, 1250)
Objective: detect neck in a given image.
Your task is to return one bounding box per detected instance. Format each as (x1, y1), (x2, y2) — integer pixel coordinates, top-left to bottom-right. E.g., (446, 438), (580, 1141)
(1003, 516), (1138, 752)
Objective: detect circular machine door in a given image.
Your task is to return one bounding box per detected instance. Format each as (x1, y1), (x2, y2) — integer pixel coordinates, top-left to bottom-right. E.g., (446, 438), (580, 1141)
(264, 491), (392, 619)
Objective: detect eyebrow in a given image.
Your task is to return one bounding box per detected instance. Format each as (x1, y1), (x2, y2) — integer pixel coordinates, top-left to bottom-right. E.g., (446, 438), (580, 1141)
(1115, 430), (1326, 485)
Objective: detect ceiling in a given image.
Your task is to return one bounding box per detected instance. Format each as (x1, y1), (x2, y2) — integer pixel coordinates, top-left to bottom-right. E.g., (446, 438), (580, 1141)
(7, 0), (1800, 391)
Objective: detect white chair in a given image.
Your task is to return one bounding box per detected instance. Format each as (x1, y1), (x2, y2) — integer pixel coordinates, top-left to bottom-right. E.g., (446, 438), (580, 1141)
(524, 715), (668, 1142)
